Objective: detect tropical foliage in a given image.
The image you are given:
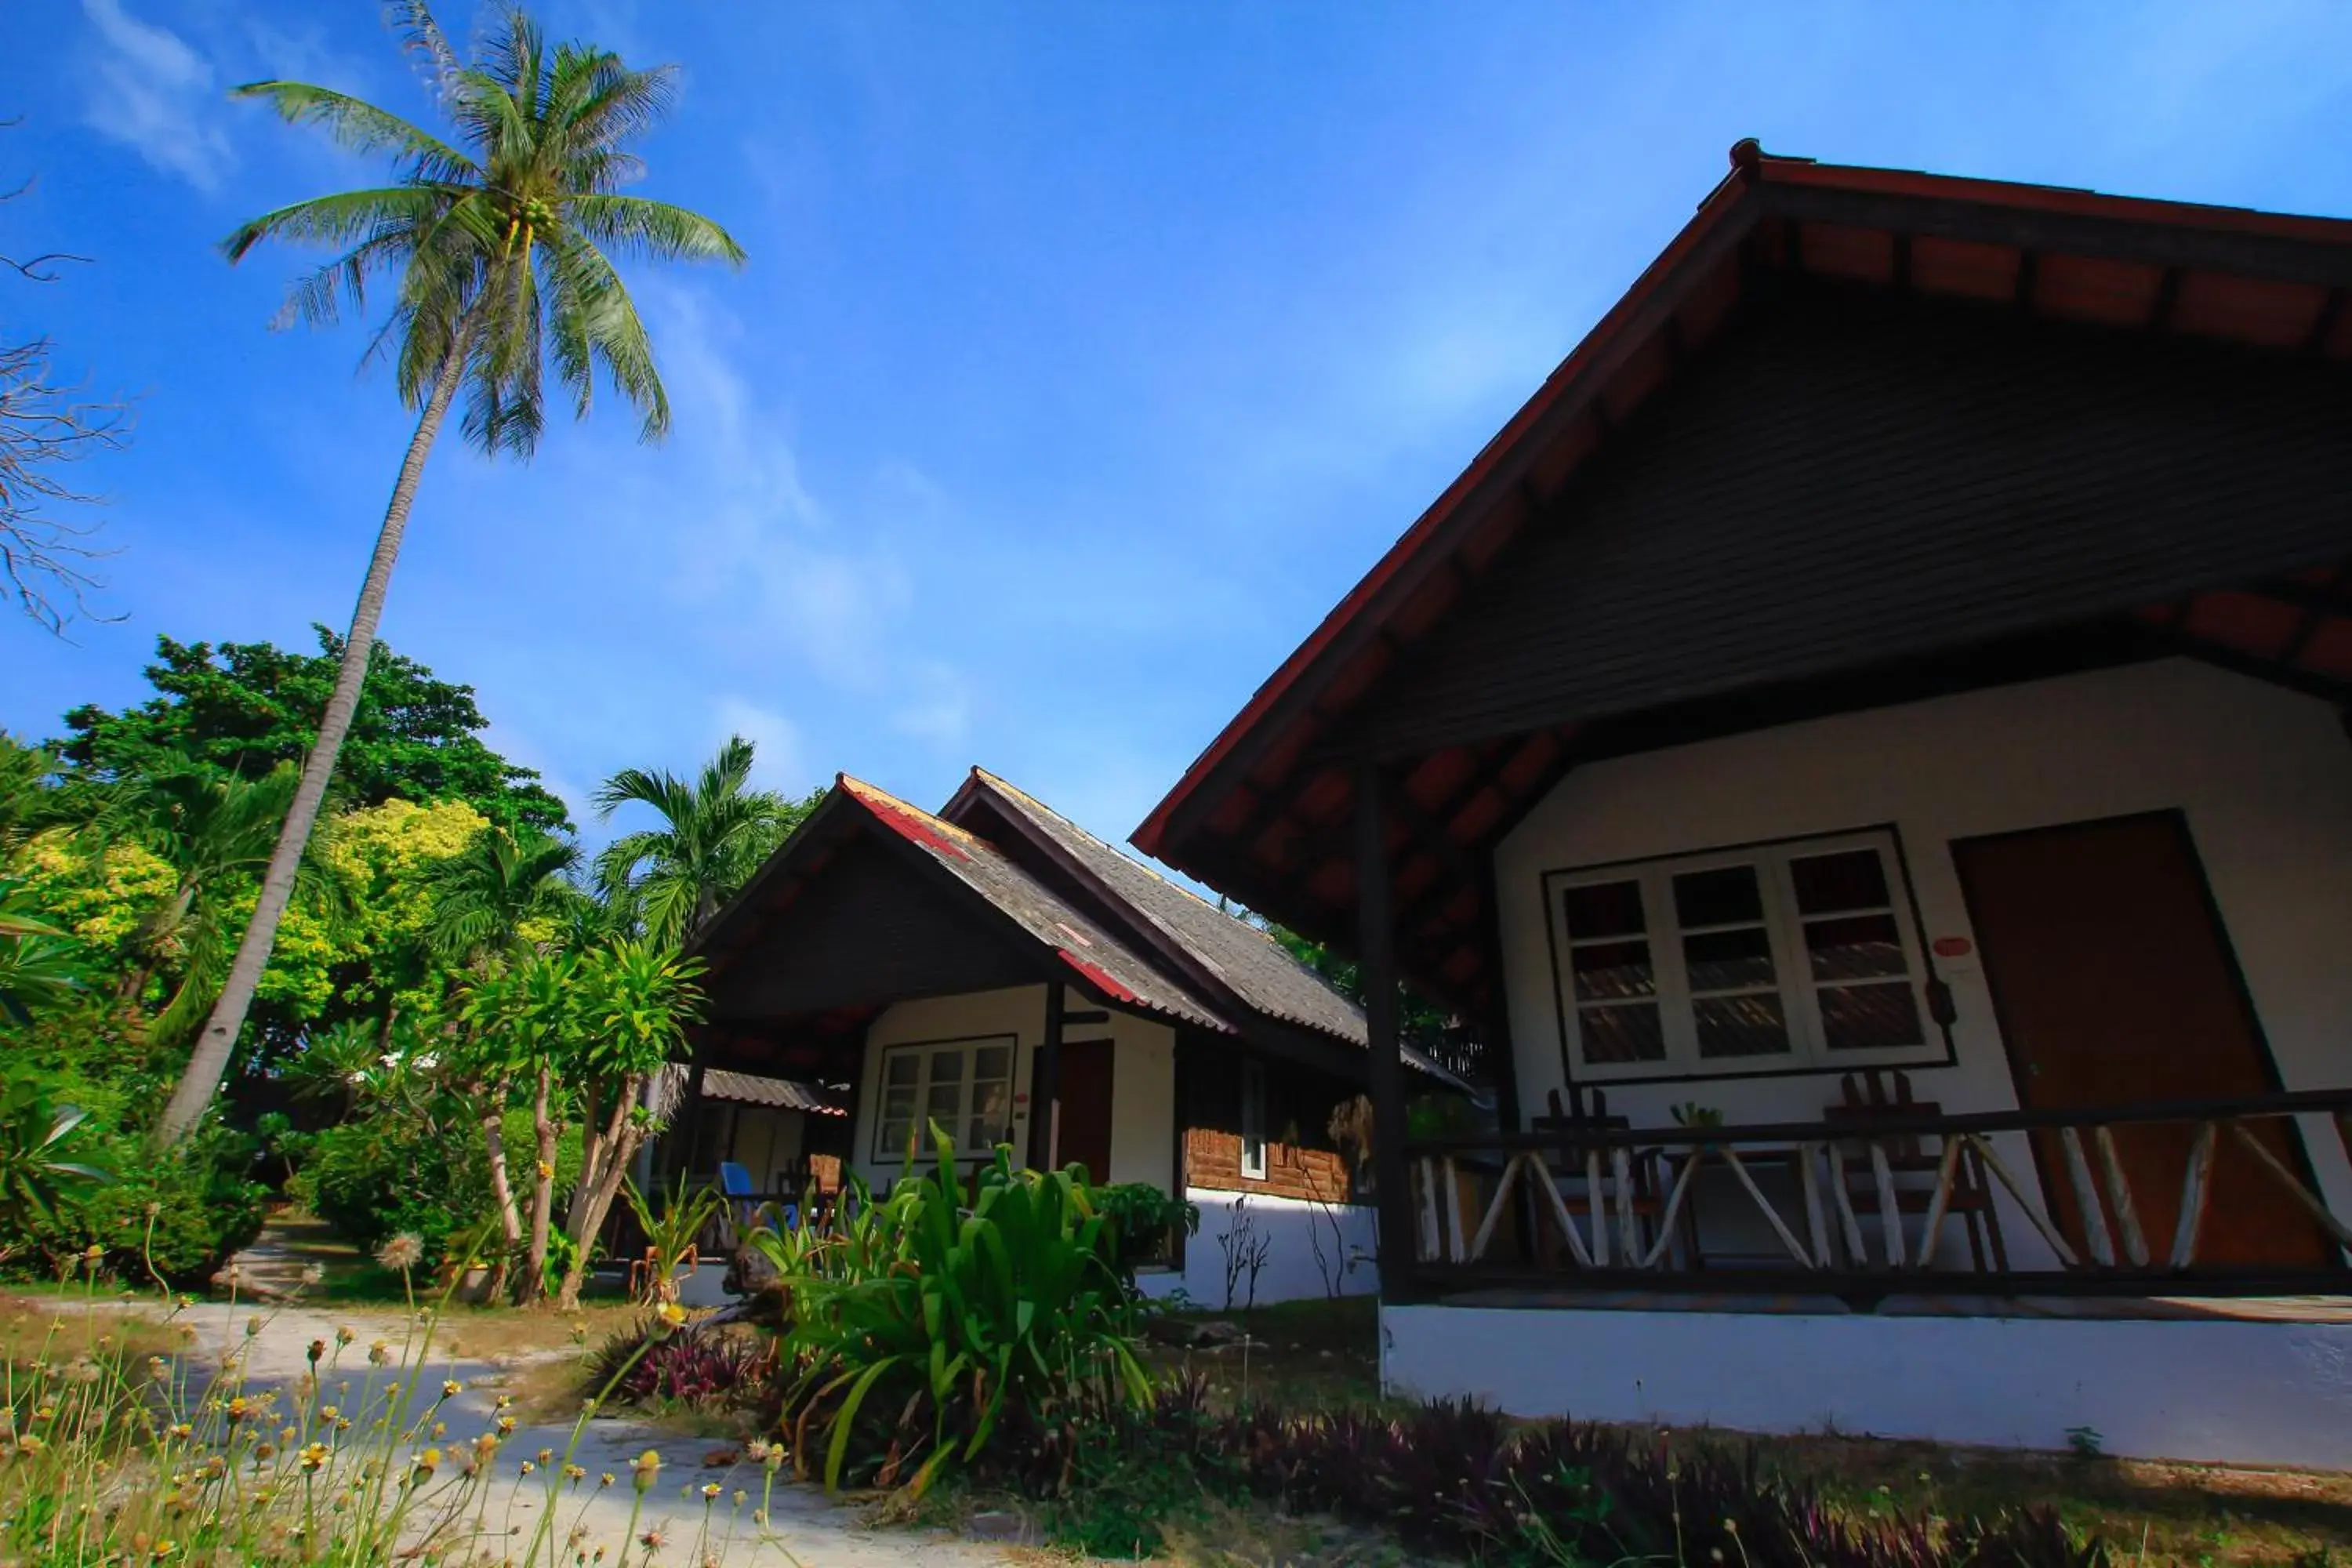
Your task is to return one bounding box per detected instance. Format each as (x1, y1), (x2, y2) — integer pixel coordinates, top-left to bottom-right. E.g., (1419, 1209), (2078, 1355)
(769, 1130), (1151, 1497)
(1, 633), (771, 1297)
(59, 630), (570, 832)
(592, 735), (821, 948)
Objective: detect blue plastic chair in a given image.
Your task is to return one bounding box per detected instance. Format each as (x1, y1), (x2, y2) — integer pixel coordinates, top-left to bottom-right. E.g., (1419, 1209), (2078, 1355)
(717, 1162), (758, 1242)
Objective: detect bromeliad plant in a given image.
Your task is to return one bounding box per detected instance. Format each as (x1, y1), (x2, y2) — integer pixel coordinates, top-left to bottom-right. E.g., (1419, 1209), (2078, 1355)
(775, 1127), (1152, 1497)
(620, 1170), (724, 1305)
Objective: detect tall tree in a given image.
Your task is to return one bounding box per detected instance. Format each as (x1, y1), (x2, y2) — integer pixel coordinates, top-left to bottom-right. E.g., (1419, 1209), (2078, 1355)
(592, 736), (808, 948)
(161, 4), (744, 1144)
(429, 821), (580, 1285)
(554, 938), (702, 1309)
(59, 631), (570, 832)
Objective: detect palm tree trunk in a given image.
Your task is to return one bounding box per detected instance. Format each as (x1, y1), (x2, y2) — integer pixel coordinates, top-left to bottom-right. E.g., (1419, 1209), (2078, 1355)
(157, 327), (472, 1146)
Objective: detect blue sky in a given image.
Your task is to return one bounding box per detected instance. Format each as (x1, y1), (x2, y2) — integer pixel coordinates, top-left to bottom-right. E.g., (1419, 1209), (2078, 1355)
(7, 1), (2352, 857)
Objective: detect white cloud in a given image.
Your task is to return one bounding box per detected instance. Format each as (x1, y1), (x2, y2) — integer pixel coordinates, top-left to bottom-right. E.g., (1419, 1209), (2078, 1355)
(78, 0), (235, 192)
(645, 285), (967, 714)
(890, 659), (976, 750)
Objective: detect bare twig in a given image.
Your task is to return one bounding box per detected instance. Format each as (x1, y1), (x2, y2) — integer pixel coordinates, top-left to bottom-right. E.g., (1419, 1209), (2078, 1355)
(2, 136), (130, 633)
(0, 335), (130, 632)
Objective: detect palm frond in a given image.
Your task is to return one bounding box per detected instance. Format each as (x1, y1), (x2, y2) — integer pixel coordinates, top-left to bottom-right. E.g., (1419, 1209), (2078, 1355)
(227, 82), (476, 183)
(543, 227), (666, 437)
(555, 54), (678, 153)
(700, 735), (759, 801)
(221, 187), (448, 265)
(388, 0), (463, 104)
(568, 195), (746, 267)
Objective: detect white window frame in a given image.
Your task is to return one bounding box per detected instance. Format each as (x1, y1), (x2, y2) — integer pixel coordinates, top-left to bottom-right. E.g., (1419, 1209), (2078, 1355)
(1239, 1060), (1269, 1179)
(1544, 828), (1943, 1083)
(871, 1034), (1018, 1163)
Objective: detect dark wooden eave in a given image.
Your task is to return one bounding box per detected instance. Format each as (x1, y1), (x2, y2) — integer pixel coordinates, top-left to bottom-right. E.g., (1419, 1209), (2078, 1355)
(1133, 142), (2352, 1027)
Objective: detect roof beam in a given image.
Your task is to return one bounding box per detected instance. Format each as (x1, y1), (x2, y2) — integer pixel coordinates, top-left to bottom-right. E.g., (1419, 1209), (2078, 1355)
(1762, 182), (2352, 290)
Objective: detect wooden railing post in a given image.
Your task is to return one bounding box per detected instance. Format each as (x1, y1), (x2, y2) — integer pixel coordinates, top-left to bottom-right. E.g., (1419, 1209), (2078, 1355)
(1399, 1090), (2352, 1294)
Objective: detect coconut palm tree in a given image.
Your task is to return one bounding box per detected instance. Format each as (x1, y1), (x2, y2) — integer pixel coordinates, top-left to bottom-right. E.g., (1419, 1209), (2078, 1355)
(591, 735), (796, 949)
(162, 5), (744, 1144)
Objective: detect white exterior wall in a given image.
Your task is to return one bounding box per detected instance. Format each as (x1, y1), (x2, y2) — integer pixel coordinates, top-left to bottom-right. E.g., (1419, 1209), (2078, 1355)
(1383, 1301), (2352, 1468)
(849, 985), (1179, 1192)
(1141, 1191), (1380, 1308)
(1494, 659), (2352, 1261)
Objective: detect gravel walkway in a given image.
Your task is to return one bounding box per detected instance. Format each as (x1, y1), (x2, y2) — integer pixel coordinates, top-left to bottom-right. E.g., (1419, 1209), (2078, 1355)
(167, 1297), (1024, 1568)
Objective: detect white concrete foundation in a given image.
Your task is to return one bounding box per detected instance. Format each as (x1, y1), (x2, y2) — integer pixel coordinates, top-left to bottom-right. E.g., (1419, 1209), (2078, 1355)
(1138, 1189), (1380, 1309)
(1382, 1302), (2352, 1469)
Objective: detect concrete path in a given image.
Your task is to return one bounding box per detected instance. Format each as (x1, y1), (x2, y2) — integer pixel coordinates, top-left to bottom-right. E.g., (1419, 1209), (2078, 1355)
(166, 1297), (1024, 1568)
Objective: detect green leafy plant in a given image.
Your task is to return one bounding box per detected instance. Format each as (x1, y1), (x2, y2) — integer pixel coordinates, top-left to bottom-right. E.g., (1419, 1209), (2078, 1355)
(1671, 1100), (1726, 1129)
(0, 880), (82, 1025)
(0, 1083), (112, 1229)
(1091, 1181), (1200, 1283)
(620, 1169), (724, 1304)
(776, 1126), (1152, 1497)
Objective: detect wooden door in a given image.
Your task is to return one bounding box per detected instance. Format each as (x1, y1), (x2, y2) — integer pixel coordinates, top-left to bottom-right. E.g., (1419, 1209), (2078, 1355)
(1953, 813), (2330, 1269)
(1054, 1040), (1116, 1184)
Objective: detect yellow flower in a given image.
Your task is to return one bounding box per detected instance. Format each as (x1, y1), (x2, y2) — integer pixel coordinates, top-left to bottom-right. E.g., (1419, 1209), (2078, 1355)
(655, 1301), (688, 1328)
(536, 1161), (555, 1179)
(410, 1446), (441, 1482)
(700, 1482), (721, 1500)
(631, 1449), (662, 1494)
(299, 1443), (329, 1472)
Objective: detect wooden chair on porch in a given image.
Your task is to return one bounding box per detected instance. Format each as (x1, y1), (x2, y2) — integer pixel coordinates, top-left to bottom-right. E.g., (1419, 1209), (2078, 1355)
(1530, 1087), (1671, 1269)
(1824, 1070), (2006, 1272)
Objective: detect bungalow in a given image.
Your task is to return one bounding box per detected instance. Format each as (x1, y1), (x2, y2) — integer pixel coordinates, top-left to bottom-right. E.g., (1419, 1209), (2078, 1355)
(660, 768), (1443, 1307)
(1133, 143), (2352, 1467)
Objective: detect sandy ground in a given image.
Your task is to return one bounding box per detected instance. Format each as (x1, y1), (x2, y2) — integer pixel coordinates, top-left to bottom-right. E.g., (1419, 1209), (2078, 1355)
(159, 1298), (1023, 1568)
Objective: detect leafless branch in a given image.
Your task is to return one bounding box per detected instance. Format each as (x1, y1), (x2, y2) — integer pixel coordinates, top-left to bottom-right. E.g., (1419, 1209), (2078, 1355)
(3, 128), (130, 633)
(0, 335), (131, 633)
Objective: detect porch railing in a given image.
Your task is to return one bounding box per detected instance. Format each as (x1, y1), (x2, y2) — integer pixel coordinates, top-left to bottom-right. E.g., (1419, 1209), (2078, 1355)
(1402, 1088), (2352, 1297)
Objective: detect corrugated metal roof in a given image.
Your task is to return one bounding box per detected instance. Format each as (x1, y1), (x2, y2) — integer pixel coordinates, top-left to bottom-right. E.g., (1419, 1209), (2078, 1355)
(703, 1069), (844, 1115)
(653, 1063), (844, 1117)
(837, 777), (1235, 1035)
(965, 770), (1369, 1048)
